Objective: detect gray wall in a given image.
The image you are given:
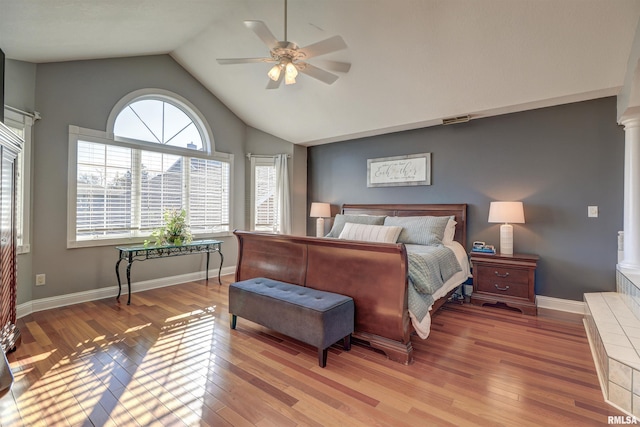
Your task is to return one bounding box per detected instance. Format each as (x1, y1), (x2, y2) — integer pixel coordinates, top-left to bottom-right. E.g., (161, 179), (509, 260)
(6, 54), (302, 305)
(244, 126), (308, 235)
(26, 55), (244, 301)
(308, 97), (624, 301)
(3, 54), (304, 304)
(5, 60), (36, 112)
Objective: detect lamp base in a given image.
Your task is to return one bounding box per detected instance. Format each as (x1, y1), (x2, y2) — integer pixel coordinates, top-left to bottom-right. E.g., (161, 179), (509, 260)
(499, 223), (514, 255)
(316, 217), (325, 238)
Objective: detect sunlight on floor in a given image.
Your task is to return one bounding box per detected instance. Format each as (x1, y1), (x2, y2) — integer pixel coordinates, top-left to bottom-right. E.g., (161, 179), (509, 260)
(4, 304), (219, 425)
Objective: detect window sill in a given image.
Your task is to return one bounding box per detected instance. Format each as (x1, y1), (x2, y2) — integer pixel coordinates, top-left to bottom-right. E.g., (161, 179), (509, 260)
(67, 231), (234, 249)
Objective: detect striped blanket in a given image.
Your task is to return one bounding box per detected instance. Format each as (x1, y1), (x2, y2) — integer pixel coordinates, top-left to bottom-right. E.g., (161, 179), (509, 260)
(407, 245), (462, 322)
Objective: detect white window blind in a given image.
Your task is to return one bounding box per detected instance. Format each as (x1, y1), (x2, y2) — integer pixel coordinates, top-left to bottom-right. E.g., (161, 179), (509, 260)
(74, 140), (230, 242)
(189, 157), (230, 233)
(4, 109), (33, 254)
(76, 141), (133, 238)
(12, 127), (25, 248)
(139, 151), (183, 231)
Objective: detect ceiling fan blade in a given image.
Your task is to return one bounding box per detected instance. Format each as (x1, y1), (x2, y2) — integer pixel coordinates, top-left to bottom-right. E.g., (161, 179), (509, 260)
(216, 57), (276, 65)
(244, 20), (280, 50)
(266, 74), (284, 90)
(297, 63), (339, 85)
(298, 35), (347, 60)
(319, 60), (351, 74)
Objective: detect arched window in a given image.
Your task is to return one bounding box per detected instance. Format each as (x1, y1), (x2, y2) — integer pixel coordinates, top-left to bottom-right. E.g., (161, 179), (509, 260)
(114, 97), (205, 151)
(68, 91), (232, 247)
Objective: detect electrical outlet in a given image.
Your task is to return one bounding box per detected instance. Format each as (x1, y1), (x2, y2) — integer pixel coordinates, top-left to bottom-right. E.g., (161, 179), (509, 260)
(35, 274), (46, 286)
(588, 206), (599, 218)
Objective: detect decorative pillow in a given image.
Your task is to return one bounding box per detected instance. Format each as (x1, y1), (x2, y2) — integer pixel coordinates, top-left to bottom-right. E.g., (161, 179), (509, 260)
(338, 222), (403, 243)
(325, 214), (386, 238)
(443, 218), (457, 245)
(383, 215), (451, 246)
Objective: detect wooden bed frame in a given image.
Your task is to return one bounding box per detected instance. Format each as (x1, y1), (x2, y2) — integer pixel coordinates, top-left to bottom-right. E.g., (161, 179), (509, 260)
(234, 203), (467, 364)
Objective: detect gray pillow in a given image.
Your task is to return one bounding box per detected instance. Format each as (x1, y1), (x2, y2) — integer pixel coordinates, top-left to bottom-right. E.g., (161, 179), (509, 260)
(326, 214), (386, 238)
(383, 215), (451, 246)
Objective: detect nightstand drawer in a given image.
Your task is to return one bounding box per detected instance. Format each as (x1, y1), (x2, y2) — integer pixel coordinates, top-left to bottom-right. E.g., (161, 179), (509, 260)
(475, 265), (530, 298)
(475, 265), (529, 287)
(475, 277), (529, 299)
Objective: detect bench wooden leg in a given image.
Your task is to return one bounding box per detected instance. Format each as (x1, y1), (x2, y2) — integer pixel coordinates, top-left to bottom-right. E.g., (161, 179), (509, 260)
(343, 334), (351, 351)
(230, 314), (237, 329)
(319, 348), (327, 368)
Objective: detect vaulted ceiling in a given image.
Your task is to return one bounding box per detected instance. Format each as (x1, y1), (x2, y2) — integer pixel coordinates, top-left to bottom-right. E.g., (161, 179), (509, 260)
(2, 0), (640, 146)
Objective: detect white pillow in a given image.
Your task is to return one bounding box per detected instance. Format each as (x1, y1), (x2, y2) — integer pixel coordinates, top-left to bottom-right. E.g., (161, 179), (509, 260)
(325, 214), (386, 238)
(338, 222), (403, 243)
(443, 218), (457, 245)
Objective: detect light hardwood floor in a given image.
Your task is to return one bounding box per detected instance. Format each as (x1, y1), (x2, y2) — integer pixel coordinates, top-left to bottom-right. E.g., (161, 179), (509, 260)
(0, 276), (623, 426)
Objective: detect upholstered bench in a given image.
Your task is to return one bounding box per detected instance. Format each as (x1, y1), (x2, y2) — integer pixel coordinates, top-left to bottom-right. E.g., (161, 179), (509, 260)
(229, 277), (354, 367)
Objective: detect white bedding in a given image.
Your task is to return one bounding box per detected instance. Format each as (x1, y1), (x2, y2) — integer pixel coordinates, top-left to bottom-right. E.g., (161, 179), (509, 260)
(407, 241), (471, 339)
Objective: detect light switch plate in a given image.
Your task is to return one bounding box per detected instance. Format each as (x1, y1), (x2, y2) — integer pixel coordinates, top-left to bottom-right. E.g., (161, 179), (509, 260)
(588, 206), (598, 218)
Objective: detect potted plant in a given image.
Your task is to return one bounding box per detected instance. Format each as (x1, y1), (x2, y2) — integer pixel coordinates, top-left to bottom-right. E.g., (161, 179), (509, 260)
(145, 208), (193, 247)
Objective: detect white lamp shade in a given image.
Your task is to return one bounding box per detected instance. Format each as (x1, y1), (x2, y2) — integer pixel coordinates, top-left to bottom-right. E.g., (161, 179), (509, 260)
(310, 202), (331, 218)
(488, 201), (525, 255)
(488, 201), (525, 224)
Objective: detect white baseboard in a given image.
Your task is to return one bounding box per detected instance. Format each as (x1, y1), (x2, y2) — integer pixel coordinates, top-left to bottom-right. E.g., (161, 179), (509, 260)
(16, 269), (585, 319)
(16, 266), (236, 319)
(536, 295), (585, 315)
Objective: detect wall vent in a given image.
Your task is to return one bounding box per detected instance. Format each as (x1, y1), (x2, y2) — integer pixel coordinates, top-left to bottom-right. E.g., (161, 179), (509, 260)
(442, 115), (471, 125)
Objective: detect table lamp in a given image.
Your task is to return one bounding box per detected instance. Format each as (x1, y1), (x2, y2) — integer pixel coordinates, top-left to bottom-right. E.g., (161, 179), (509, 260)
(488, 201), (525, 255)
(310, 202), (331, 237)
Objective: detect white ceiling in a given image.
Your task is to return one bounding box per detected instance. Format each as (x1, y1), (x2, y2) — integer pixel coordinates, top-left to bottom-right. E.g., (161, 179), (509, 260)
(1, 0), (640, 146)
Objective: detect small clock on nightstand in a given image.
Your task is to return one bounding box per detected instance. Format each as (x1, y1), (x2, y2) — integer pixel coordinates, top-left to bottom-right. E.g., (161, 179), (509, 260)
(469, 252), (539, 315)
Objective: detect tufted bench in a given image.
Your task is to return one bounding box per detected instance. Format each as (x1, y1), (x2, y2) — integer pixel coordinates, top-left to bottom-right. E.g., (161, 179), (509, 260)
(229, 277), (354, 367)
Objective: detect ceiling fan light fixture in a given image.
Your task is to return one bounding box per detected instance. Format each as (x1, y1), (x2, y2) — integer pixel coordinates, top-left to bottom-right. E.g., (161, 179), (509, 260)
(283, 61), (298, 85)
(267, 63), (282, 81)
(285, 62), (298, 79)
(217, 0), (350, 89)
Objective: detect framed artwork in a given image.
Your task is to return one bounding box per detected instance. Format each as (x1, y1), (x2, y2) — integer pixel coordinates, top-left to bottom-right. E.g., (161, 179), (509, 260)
(367, 153), (431, 187)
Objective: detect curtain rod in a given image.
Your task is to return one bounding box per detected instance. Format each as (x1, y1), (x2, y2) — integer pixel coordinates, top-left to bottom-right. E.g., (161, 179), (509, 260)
(246, 153), (291, 159)
(4, 105), (41, 120)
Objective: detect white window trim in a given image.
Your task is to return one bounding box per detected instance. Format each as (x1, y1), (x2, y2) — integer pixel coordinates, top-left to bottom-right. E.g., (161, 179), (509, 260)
(4, 108), (33, 255)
(67, 125), (234, 248)
(106, 88), (215, 155)
(250, 155), (277, 232)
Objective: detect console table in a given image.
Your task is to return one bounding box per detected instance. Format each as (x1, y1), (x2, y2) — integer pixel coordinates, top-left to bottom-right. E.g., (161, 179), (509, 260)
(115, 239), (223, 305)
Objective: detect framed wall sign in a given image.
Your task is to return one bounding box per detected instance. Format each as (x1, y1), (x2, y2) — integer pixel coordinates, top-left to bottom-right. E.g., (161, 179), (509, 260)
(367, 153), (431, 187)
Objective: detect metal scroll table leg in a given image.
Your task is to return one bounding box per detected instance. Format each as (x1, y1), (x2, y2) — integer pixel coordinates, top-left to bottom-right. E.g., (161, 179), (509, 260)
(115, 257), (124, 302)
(217, 250), (224, 285)
(206, 251), (210, 283)
(126, 260), (133, 305)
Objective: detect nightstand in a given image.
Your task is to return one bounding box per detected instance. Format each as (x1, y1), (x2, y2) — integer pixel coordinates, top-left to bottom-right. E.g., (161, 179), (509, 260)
(469, 252), (539, 315)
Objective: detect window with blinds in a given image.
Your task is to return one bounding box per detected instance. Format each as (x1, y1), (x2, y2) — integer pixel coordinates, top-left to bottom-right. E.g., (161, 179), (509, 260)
(69, 95), (231, 246)
(252, 158), (278, 232)
(3, 109), (32, 254)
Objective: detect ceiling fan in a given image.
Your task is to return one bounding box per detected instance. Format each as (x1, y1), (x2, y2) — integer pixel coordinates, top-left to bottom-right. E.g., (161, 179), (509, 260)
(216, 0), (351, 89)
